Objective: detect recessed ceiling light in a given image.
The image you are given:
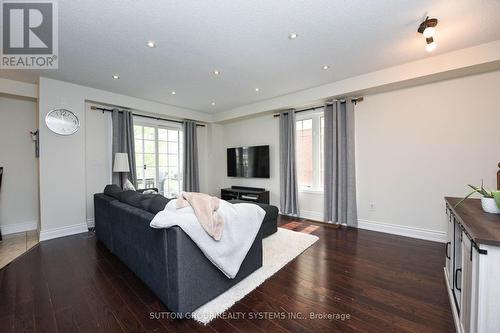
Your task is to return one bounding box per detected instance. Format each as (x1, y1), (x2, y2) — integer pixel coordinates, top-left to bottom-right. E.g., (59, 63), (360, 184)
(213, 70), (220, 75)
(171, 91), (176, 95)
(255, 88), (260, 92)
(146, 41), (156, 48)
(211, 102), (216, 106)
(288, 33), (298, 40)
(322, 65), (329, 70)
(112, 74), (119, 80)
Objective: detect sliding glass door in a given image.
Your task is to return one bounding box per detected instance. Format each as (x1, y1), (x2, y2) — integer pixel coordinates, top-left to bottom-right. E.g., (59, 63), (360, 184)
(134, 123), (183, 198)
(134, 125), (156, 189)
(158, 127), (183, 197)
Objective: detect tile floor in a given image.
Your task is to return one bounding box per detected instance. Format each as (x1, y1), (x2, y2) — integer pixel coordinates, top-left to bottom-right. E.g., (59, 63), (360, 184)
(0, 230), (39, 269)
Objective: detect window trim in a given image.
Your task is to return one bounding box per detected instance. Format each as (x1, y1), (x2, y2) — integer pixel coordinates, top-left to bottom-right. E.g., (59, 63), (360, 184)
(296, 109), (324, 193)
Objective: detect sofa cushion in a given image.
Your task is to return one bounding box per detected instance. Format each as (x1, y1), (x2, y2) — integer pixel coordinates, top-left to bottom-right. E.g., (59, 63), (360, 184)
(123, 179), (136, 191)
(228, 200), (278, 238)
(228, 200), (279, 222)
(142, 194), (170, 214)
(120, 190), (155, 208)
(104, 184), (124, 200)
(119, 190), (170, 215)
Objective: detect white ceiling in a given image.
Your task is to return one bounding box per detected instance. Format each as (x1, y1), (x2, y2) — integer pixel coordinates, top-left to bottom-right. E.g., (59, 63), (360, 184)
(1, 0), (500, 113)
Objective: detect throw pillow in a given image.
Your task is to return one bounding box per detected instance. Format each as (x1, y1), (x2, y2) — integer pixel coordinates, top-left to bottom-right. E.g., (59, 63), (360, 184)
(123, 179), (136, 191)
(104, 184), (124, 200)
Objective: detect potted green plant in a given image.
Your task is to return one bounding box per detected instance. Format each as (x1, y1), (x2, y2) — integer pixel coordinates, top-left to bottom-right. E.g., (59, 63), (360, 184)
(456, 182), (500, 214)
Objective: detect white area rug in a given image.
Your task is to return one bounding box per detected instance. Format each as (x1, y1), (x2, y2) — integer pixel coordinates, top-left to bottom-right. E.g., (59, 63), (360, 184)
(191, 227), (319, 325)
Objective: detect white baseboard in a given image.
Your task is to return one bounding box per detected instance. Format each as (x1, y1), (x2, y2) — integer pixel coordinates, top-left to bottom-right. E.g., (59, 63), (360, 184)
(299, 210), (323, 222)
(0, 220), (38, 235)
(39, 223), (89, 241)
(358, 219), (446, 243)
(86, 218), (95, 228)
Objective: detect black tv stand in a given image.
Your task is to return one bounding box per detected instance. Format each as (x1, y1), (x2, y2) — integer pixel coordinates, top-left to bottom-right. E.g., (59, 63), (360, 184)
(221, 186), (270, 204)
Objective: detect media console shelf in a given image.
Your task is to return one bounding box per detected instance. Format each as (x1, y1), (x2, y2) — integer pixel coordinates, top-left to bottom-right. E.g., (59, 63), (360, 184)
(221, 186), (270, 204)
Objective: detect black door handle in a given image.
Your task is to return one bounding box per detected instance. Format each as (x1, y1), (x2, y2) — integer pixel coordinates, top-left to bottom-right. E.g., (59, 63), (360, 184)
(454, 268), (462, 292)
(445, 242), (451, 259)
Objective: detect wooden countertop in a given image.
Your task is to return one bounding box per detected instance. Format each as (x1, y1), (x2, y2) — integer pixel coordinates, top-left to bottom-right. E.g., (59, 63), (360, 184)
(445, 197), (500, 247)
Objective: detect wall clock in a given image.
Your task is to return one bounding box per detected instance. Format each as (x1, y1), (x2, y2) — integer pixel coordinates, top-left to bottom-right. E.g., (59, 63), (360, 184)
(45, 108), (80, 135)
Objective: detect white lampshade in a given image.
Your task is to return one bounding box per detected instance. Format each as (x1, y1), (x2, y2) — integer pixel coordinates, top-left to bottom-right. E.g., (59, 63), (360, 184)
(113, 153), (130, 172)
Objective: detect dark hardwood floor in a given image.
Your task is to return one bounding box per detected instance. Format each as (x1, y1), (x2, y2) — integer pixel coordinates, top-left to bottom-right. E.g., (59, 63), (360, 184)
(0, 216), (455, 332)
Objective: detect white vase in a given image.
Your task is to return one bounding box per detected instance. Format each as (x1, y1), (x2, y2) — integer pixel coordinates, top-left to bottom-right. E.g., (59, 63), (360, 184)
(481, 197), (500, 214)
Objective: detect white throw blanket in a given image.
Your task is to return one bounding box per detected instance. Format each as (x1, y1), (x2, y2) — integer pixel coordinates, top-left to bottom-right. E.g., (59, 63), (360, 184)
(176, 192), (224, 240)
(150, 199), (265, 278)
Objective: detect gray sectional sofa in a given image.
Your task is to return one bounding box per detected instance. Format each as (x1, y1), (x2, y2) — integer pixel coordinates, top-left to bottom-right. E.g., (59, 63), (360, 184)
(94, 185), (278, 314)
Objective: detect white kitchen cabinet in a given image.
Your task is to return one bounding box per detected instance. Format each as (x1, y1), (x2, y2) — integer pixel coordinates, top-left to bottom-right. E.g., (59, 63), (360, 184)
(445, 198), (500, 333)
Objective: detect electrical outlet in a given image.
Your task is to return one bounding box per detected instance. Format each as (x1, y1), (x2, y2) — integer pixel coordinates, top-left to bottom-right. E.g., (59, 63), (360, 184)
(369, 203), (376, 212)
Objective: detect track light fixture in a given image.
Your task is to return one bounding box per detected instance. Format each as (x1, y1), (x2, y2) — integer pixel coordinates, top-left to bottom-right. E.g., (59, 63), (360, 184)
(418, 16), (438, 52)
(425, 37), (437, 52)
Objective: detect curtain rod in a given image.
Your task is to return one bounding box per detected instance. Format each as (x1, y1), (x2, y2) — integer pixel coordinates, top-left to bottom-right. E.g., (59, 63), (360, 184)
(90, 106), (206, 127)
(272, 96), (363, 118)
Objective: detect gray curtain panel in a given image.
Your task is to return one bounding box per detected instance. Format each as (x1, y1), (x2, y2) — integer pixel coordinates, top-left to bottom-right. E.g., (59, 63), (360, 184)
(182, 121), (200, 192)
(111, 109), (137, 187)
(324, 100), (357, 226)
(279, 110), (299, 215)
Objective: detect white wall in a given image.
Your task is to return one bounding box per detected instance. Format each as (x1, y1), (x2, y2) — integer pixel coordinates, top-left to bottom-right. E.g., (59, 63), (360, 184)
(209, 113), (326, 219)
(206, 123), (225, 196)
(356, 69), (500, 238)
(210, 69), (500, 241)
(84, 103), (210, 227)
(0, 96), (39, 234)
(38, 77), (211, 241)
(208, 114), (281, 207)
(30, 43), (500, 242)
(197, 125), (210, 194)
(298, 191), (324, 221)
(38, 79), (88, 240)
(0, 78), (37, 99)
(85, 103), (112, 226)
(32, 76), (215, 240)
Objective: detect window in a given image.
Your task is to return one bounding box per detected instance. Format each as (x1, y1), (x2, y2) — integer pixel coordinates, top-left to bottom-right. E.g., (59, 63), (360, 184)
(134, 123), (183, 197)
(296, 109), (324, 191)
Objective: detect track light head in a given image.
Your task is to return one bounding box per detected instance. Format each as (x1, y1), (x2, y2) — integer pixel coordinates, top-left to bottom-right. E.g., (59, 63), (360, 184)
(418, 17), (438, 36)
(418, 16), (438, 52)
(425, 37), (437, 52)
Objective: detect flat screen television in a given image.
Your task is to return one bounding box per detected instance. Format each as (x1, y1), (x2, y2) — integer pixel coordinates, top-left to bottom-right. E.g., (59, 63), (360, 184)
(227, 145), (270, 178)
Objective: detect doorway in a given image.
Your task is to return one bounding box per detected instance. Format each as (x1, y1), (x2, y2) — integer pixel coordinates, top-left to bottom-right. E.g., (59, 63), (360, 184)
(0, 96), (40, 268)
